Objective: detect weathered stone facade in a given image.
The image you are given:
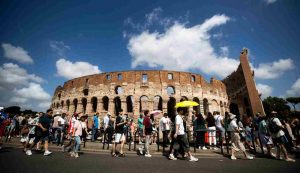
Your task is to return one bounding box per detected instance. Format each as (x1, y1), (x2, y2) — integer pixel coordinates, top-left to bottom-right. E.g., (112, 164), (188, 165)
(51, 48), (264, 118)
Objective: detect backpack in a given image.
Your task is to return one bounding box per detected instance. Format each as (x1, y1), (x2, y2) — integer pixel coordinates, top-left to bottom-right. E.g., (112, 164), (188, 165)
(268, 118), (280, 134)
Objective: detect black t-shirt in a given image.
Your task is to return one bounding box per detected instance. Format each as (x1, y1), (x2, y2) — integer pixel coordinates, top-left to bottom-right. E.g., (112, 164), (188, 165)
(36, 114), (52, 134)
(206, 116), (215, 127)
(115, 115), (124, 134)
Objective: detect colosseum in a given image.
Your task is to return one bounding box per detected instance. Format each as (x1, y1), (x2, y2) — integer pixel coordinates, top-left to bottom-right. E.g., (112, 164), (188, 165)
(51, 49), (265, 119)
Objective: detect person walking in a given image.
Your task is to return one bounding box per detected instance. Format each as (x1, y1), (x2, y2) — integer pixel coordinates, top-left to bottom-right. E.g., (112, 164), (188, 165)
(174, 107), (198, 162)
(139, 110), (152, 157)
(70, 115), (87, 158)
(26, 109), (53, 156)
(92, 112), (99, 142)
(268, 111), (295, 162)
(206, 112), (217, 150)
(228, 113), (254, 160)
(160, 113), (171, 147)
(257, 114), (275, 157)
(194, 113), (207, 150)
(137, 114), (144, 144)
(112, 109), (127, 157)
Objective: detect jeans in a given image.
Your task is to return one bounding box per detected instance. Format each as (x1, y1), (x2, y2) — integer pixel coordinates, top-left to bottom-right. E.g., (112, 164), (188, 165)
(92, 127), (97, 142)
(74, 136), (81, 153)
(144, 135), (151, 154)
(162, 130), (170, 146)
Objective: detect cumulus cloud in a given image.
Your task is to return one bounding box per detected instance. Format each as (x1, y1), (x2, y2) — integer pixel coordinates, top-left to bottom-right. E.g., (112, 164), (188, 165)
(253, 59), (294, 79)
(0, 63), (50, 111)
(128, 14), (239, 78)
(286, 78), (300, 97)
(257, 83), (273, 99)
(56, 58), (101, 79)
(49, 40), (71, 57)
(264, 0), (277, 4)
(2, 43), (33, 64)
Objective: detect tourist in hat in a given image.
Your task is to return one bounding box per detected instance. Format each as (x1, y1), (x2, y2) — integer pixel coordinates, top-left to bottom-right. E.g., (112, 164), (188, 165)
(228, 113), (254, 160)
(268, 111), (295, 162)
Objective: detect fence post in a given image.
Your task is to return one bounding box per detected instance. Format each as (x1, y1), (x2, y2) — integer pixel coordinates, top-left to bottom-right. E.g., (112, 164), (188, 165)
(102, 131), (106, 150)
(225, 130), (229, 155)
(220, 129), (223, 155)
(157, 130), (160, 152)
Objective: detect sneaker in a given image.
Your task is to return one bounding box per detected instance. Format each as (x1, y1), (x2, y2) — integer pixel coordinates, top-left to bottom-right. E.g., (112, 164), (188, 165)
(169, 154), (177, 160)
(138, 147), (144, 155)
(44, 150), (52, 156)
(74, 153), (79, 158)
(145, 154), (152, 157)
(139, 142), (143, 144)
(231, 155), (237, 160)
(202, 146), (208, 150)
(189, 156), (198, 162)
(285, 158), (295, 162)
(70, 151), (75, 157)
(131, 142), (134, 144)
(26, 150), (32, 156)
(61, 145), (65, 152)
(214, 147), (218, 151)
(246, 155), (254, 160)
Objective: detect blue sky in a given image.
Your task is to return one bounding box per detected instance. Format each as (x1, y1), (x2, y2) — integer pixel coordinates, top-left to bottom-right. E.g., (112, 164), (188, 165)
(0, 0), (299, 111)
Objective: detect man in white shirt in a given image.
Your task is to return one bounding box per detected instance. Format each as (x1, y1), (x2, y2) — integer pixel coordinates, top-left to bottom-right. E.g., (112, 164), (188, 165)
(160, 113), (170, 147)
(174, 107), (198, 162)
(214, 111), (225, 140)
(268, 111), (295, 162)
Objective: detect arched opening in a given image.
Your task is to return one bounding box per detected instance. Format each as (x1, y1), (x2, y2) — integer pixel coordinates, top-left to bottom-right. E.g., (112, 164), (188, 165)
(81, 98), (87, 114)
(58, 93), (61, 100)
(56, 103), (60, 109)
(61, 101), (64, 109)
(167, 97), (176, 121)
(91, 97), (98, 113)
(203, 98), (209, 116)
(193, 97), (200, 115)
(126, 96), (134, 113)
(244, 97), (250, 107)
(66, 100), (70, 111)
(114, 97), (122, 116)
(140, 96), (149, 112)
(73, 99), (78, 113)
(115, 86), (124, 95)
(153, 96), (163, 111)
(229, 103), (239, 117)
(167, 86), (175, 96)
(180, 96), (188, 102)
(211, 99), (219, 113)
(102, 96), (109, 111)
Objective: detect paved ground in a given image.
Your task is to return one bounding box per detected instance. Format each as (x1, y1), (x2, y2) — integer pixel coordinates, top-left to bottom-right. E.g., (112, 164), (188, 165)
(0, 145), (299, 173)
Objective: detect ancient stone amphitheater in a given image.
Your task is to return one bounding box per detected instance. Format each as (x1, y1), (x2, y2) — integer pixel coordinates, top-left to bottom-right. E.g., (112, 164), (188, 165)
(51, 49), (264, 119)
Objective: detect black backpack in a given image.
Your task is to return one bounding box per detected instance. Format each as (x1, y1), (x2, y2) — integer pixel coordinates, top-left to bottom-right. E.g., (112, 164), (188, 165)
(268, 118), (280, 134)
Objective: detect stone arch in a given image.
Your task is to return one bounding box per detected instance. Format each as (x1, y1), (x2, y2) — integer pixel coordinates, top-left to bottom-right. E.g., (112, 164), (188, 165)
(126, 95), (134, 113)
(153, 95), (163, 111)
(193, 97), (200, 115)
(102, 96), (109, 111)
(229, 103), (239, 117)
(115, 86), (124, 95)
(140, 95), (149, 112)
(203, 98), (209, 116)
(73, 98), (78, 113)
(81, 98), (87, 114)
(180, 96), (188, 102)
(61, 100), (64, 109)
(66, 100), (70, 111)
(211, 99), (219, 113)
(167, 86), (175, 96)
(114, 96), (122, 115)
(167, 97), (176, 120)
(56, 102), (60, 109)
(91, 97), (98, 113)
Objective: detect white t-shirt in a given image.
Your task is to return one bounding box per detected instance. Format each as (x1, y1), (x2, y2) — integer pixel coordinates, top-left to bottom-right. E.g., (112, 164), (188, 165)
(271, 117), (285, 138)
(175, 115), (185, 135)
(160, 117), (171, 131)
(74, 120), (83, 137)
(228, 119), (238, 132)
(58, 116), (65, 125)
(214, 115), (223, 127)
(103, 115), (109, 128)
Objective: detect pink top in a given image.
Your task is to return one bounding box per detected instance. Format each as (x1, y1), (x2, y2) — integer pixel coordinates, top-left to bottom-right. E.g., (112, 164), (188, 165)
(74, 120), (83, 137)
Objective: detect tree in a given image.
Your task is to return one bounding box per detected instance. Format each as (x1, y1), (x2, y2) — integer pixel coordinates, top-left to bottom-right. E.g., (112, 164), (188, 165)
(286, 97), (300, 112)
(262, 96), (290, 118)
(4, 106), (21, 115)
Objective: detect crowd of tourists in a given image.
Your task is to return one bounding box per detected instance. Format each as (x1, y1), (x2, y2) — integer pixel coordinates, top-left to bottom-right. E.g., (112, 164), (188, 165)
(0, 107), (298, 162)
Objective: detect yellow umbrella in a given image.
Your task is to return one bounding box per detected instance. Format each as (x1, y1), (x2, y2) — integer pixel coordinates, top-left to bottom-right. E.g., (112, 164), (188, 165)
(175, 101), (199, 108)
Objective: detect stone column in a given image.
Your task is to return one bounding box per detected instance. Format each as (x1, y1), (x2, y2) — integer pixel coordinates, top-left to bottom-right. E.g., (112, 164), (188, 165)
(77, 102), (83, 114)
(98, 101), (103, 113)
(86, 101), (93, 115)
(199, 100), (204, 115)
(109, 100), (115, 118)
(121, 99), (127, 113)
(162, 100), (168, 114)
(134, 101), (140, 117)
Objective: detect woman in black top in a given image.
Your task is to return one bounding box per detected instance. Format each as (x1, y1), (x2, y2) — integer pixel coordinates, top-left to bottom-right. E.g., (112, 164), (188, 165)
(206, 112), (217, 150)
(194, 113), (207, 150)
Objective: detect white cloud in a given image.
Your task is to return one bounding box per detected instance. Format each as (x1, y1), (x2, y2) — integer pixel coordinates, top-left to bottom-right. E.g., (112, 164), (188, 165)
(286, 78), (300, 97)
(145, 7), (162, 26)
(264, 0), (277, 4)
(253, 59), (294, 79)
(128, 14), (238, 78)
(56, 58), (101, 79)
(49, 40), (70, 57)
(220, 46), (229, 57)
(2, 43), (33, 64)
(257, 83), (273, 99)
(0, 63), (50, 111)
